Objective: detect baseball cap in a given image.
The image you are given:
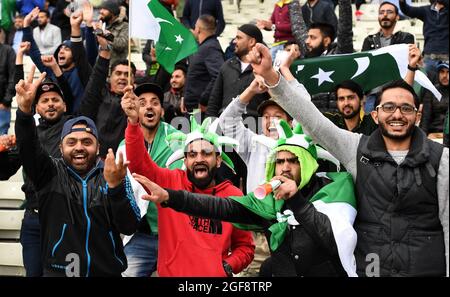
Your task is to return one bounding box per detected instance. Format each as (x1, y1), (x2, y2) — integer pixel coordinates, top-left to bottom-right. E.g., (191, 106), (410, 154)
(61, 116), (98, 141)
(134, 83), (164, 103)
(35, 80), (64, 103)
(437, 61), (449, 71)
(257, 99), (292, 120)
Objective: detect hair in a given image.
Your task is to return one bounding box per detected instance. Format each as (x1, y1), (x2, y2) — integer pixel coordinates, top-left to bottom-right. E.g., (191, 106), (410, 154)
(283, 40), (298, 49)
(334, 80), (364, 101)
(375, 80), (420, 109)
(308, 22), (336, 42)
(39, 10), (51, 18)
(15, 14), (25, 19)
(197, 14), (217, 34)
(174, 63), (188, 75)
(111, 59), (136, 76)
(379, 1), (399, 15)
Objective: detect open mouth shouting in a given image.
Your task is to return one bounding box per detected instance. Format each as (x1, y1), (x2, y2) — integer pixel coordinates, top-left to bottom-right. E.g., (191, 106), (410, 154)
(193, 164), (209, 179)
(71, 151), (88, 166)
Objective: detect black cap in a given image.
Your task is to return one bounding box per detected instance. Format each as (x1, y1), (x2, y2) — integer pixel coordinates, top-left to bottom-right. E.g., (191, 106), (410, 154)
(35, 81), (64, 103)
(100, 0), (120, 16)
(437, 61), (449, 71)
(61, 116), (98, 141)
(257, 99), (292, 120)
(134, 83), (164, 103)
(238, 24), (264, 44)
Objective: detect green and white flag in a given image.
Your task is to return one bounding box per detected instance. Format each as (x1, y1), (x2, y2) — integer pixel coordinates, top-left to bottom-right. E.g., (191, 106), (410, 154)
(291, 44), (441, 100)
(129, 0), (198, 73)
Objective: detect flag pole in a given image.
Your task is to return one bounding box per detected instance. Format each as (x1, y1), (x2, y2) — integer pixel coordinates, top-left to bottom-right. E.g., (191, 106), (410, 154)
(128, 0), (132, 86)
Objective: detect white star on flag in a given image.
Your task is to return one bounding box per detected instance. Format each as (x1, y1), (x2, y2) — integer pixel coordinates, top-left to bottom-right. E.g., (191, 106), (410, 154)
(175, 35), (184, 44)
(311, 68), (335, 86)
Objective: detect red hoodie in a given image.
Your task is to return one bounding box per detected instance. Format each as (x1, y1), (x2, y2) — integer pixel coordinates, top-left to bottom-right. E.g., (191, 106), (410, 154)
(125, 122), (255, 276)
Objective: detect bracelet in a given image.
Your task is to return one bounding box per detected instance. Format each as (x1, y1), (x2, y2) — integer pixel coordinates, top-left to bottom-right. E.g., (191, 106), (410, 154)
(407, 64), (419, 72)
(263, 70), (282, 89)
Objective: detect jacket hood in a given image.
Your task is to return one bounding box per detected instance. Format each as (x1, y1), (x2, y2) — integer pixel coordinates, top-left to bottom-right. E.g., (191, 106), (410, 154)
(53, 40), (72, 60)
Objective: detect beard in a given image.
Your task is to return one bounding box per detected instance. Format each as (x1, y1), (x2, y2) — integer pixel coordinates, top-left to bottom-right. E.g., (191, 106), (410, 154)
(235, 47), (249, 59)
(100, 14), (113, 24)
(379, 19), (394, 29)
(63, 150), (98, 177)
(379, 120), (416, 140)
(341, 106), (360, 119)
(305, 43), (326, 58)
(187, 165), (218, 189)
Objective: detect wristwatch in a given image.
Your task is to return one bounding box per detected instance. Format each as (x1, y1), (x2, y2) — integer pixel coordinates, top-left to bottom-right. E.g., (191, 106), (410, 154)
(407, 64), (419, 72)
(99, 44), (112, 52)
(222, 261), (233, 277)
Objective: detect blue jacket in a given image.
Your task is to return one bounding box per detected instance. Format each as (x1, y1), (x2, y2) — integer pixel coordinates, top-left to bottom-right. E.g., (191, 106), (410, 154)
(181, 0), (226, 36)
(399, 0), (449, 55)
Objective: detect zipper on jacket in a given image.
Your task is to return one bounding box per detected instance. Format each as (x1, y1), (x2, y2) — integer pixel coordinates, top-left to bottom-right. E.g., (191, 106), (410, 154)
(51, 223), (67, 257)
(82, 180), (92, 277)
(67, 164), (99, 277)
(108, 231), (124, 267)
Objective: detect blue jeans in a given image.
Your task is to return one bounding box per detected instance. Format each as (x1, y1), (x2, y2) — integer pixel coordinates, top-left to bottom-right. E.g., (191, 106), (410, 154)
(122, 232), (158, 277)
(19, 210), (43, 277)
(0, 107), (11, 135)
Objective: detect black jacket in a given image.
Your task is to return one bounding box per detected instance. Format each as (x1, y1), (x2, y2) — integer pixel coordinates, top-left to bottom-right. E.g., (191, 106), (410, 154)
(15, 109), (140, 276)
(206, 57), (270, 118)
(361, 31), (415, 52)
(164, 175), (347, 277)
(76, 57), (127, 158)
(355, 128), (445, 276)
(324, 113), (378, 136)
(184, 35), (224, 110)
(420, 83), (449, 134)
(0, 43), (16, 107)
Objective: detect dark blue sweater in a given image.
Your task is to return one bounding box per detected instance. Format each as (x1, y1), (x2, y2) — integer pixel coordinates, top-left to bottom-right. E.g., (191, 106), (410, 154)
(399, 0), (449, 55)
(181, 0), (226, 36)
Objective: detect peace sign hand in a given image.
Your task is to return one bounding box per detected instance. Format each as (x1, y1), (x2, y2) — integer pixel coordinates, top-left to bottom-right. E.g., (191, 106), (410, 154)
(15, 65), (47, 114)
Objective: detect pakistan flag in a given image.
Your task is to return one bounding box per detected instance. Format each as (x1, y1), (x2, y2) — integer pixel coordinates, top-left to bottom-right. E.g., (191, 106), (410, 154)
(291, 44), (441, 100)
(130, 0), (198, 73)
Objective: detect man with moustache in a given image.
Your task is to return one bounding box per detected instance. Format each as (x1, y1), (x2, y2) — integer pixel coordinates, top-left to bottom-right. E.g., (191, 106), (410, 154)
(76, 30), (136, 158)
(15, 69), (140, 276)
(163, 64), (188, 124)
(206, 24), (269, 119)
(324, 80), (378, 135)
(122, 94), (255, 276)
(362, 1), (415, 52)
(17, 72), (72, 277)
(117, 83), (183, 277)
(248, 43), (449, 276)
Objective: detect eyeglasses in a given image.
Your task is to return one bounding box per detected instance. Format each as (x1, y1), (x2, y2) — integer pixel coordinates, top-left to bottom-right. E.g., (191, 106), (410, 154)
(378, 10), (395, 15)
(375, 102), (418, 115)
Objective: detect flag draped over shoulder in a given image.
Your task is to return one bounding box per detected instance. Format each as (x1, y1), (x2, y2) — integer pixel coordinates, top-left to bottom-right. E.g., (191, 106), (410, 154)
(291, 44), (441, 100)
(129, 0), (198, 73)
(229, 172), (358, 277)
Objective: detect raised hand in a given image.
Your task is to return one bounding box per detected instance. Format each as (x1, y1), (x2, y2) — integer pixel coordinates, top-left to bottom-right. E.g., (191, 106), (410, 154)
(82, 0), (94, 27)
(103, 149), (129, 188)
(408, 44), (421, 68)
(24, 7), (40, 27)
(248, 43), (279, 86)
(120, 85), (139, 124)
(41, 55), (62, 76)
(15, 65), (47, 114)
(132, 173), (169, 204)
(70, 10), (83, 28)
(17, 42), (31, 55)
(239, 75), (268, 104)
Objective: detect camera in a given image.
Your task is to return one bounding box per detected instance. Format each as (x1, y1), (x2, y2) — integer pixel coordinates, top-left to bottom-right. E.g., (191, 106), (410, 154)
(94, 28), (115, 42)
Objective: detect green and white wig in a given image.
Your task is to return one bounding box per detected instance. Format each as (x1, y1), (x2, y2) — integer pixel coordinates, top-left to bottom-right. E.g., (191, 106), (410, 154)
(165, 116), (239, 172)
